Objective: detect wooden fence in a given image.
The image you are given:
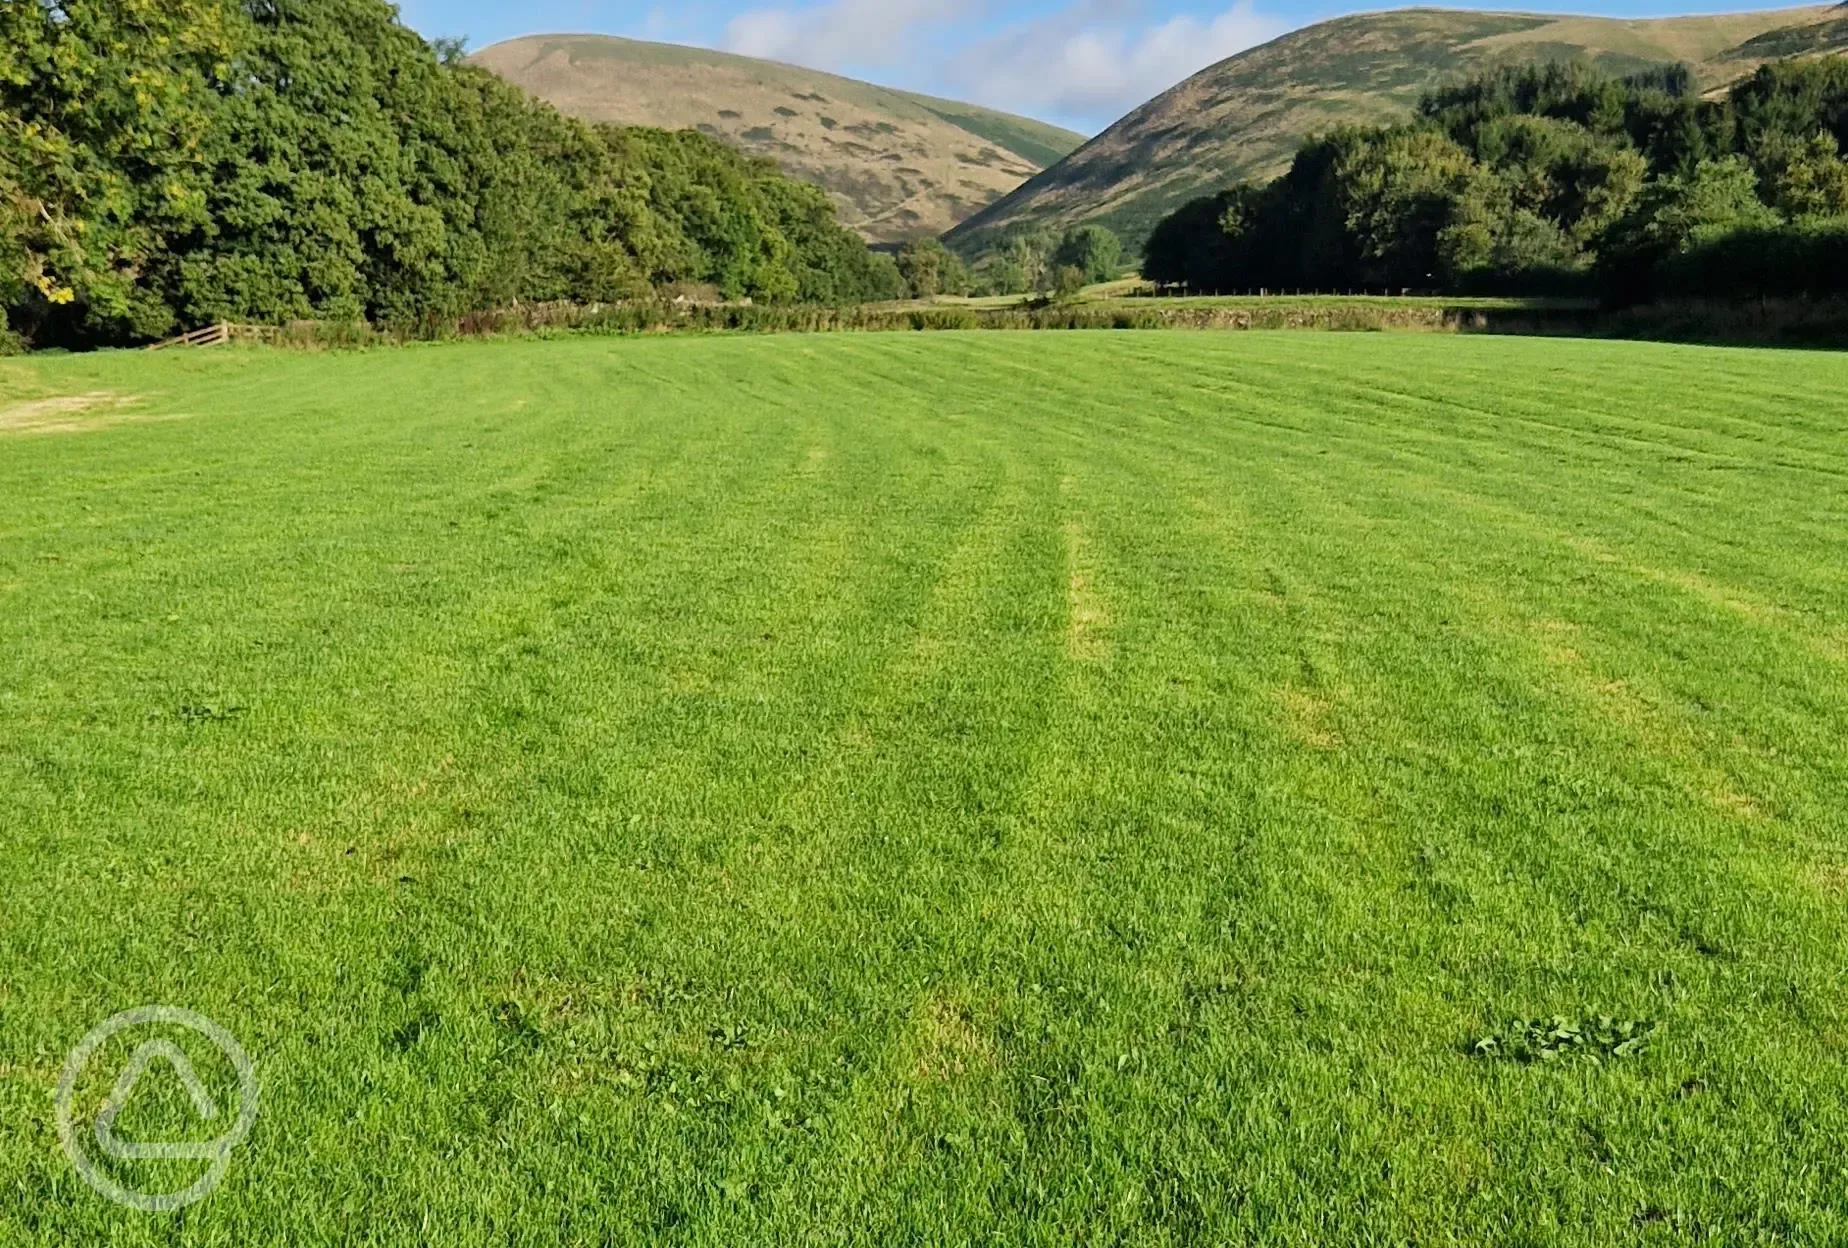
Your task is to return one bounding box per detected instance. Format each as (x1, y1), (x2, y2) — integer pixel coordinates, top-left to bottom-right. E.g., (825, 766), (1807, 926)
(147, 322), (278, 351)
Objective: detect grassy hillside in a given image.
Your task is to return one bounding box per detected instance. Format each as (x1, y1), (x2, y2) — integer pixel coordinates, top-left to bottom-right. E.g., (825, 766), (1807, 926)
(7, 332), (1848, 1240)
(471, 35), (1087, 244)
(947, 4), (1845, 258)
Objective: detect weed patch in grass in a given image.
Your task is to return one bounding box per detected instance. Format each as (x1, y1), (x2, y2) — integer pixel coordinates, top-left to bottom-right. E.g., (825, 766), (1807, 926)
(1473, 1016), (1657, 1064)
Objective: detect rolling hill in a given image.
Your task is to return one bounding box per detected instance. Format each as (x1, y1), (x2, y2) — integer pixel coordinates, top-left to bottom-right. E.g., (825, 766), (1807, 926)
(946, 4), (1848, 259)
(470, 35), (1087, 244)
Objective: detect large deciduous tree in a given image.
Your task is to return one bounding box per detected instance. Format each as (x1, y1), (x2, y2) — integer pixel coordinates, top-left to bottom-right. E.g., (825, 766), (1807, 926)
(0, 0), (899, 348)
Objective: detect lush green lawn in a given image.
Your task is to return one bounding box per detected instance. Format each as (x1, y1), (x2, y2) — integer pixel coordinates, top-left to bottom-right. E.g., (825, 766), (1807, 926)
(4, 331), (1848, 1244)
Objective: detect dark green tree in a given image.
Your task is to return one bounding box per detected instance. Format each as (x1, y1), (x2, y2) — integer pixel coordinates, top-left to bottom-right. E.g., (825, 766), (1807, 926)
(0, 0), (238, 341)
(1142, 54), (1848, 302)
(978, 228), (1057, 295)
(1052, 225), (1122, 285)
(0, 0), (901, 347)
(895, 238), (971, 299)
(1765, 131), (1848, 218)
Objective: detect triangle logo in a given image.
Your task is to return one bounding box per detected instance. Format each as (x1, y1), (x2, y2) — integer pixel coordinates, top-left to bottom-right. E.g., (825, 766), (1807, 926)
(94, 1039), (226, 1162)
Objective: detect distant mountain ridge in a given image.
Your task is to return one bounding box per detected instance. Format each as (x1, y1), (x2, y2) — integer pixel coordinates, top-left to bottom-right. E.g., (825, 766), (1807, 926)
(471, 35), (1087, 244)
(946, 4), (1848, 258)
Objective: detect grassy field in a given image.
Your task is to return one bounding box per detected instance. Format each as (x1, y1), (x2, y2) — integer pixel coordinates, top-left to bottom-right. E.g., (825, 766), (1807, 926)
(4, 332), (1848, 1243)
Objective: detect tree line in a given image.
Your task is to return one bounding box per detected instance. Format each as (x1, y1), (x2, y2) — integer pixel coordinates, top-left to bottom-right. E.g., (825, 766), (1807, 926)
(1143, 57), (1848, 302)
(1, 0), (911, 349)
(893, 225), (1125, 300)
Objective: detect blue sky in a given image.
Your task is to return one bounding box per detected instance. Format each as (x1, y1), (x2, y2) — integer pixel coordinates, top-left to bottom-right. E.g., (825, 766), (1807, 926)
(398, 0), (1807, 133)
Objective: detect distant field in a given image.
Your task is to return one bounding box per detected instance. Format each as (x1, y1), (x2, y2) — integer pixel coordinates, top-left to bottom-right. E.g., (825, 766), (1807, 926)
(5, 333), (1848, 1242)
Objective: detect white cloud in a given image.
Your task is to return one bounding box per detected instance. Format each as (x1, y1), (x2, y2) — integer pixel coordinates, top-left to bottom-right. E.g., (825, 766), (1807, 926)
(952, 2), (1286, 126)
(716, 0), (1288, 130)
(724, 0), (977, 67)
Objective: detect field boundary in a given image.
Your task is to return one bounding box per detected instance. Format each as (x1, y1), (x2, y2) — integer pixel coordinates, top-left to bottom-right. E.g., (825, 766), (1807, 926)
(123, 295), (1848, 353)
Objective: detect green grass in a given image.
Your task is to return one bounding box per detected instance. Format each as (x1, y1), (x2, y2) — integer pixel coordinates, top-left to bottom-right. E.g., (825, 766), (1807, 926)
(5, 332), (1848, 1243)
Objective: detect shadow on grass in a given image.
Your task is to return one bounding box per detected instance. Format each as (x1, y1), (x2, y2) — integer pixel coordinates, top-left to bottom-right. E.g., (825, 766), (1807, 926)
(1457, 297), (1848, 351)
